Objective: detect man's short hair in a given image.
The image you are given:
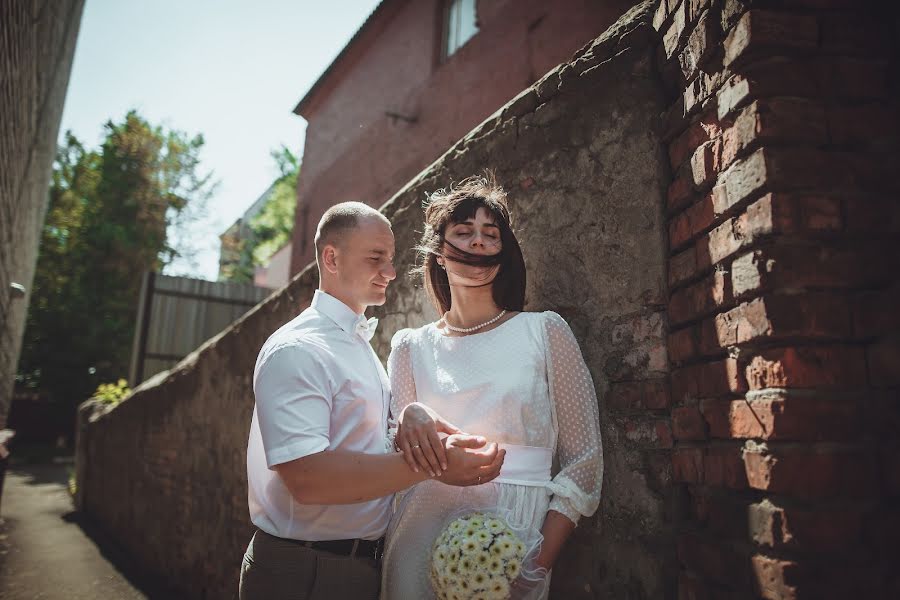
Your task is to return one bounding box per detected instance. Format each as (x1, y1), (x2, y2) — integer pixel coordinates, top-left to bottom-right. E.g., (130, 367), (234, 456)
(314, 201), (389, 262)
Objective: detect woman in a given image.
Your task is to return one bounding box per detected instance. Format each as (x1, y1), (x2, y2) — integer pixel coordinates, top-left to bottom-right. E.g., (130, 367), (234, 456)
(381, 176), (604, 599)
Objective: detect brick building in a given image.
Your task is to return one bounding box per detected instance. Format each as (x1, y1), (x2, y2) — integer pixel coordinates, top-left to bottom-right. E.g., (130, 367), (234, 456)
(289, 0), (636, 273)
(0, 1), (84, 430)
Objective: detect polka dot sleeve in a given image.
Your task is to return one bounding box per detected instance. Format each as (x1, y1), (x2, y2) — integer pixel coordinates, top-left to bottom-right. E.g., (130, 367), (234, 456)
(543, 311), (604, 526)
(387, 329), (417, 443)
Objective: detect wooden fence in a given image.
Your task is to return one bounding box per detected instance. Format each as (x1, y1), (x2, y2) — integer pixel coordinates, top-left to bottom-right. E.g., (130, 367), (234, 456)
(128, 273), (271, 386)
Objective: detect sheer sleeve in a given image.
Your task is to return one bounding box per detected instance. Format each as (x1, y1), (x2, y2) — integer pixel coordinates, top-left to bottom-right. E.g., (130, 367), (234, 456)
(543, 311), (604, 526)
(387, 328), (417, 445)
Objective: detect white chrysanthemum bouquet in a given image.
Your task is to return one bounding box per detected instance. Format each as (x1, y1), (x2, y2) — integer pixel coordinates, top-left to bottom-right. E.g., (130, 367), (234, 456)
(430, 511), (544, 600)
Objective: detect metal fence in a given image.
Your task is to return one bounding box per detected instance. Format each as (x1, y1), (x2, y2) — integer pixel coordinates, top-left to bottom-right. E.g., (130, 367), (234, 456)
(128, 272), (271, 386)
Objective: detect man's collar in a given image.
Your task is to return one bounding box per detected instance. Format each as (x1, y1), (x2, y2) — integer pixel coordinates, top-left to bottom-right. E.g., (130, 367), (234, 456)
(311, 290), (363, 335)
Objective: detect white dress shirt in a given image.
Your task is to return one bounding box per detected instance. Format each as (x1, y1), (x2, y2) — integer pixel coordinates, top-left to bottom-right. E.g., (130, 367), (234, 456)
(246, 290), (392, 541)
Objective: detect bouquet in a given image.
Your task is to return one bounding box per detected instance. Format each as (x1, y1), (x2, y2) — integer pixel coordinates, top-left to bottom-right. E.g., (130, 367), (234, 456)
(429, 511), (546, 600)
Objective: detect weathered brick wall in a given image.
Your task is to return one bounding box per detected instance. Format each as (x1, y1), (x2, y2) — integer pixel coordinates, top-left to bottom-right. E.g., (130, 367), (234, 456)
(0, 0), (84, 428)
(78, 4), (677, 598)
(654, 0), (899, 597)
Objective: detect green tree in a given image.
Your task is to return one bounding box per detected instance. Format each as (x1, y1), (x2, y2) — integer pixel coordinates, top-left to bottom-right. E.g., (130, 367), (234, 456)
(223, 145), (298, 282)
(16, 111), (215, 424)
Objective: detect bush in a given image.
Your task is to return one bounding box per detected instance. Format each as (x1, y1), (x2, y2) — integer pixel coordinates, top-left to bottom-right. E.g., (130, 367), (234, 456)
(91, 379), (130, 406)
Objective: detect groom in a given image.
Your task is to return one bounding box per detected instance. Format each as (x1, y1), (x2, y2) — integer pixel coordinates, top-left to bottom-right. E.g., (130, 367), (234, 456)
(239, 202), (506, 600)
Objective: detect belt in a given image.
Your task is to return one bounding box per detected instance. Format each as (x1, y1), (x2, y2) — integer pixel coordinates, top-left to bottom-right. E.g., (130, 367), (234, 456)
(300, 536), (384, 560)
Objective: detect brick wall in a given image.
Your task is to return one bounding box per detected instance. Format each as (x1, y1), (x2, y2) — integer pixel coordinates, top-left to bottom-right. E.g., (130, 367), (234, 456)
(289, 0), (637, 272)
(0, 1), (84, 428)
(654, 0), (900, 597)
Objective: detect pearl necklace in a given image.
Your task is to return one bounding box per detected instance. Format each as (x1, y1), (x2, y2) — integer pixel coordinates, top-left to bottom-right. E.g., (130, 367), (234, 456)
(442, 309), (507, 334)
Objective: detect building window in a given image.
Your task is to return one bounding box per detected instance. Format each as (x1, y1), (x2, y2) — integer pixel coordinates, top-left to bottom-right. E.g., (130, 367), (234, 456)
(443, 0), (478, 60)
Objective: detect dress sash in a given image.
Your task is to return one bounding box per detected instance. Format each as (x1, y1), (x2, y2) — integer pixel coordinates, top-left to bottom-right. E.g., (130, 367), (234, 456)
(494, 444), (552, 487)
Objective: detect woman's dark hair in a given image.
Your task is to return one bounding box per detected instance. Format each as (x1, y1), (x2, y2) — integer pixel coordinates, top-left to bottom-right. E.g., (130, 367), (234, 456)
(415, 174), (526, 315)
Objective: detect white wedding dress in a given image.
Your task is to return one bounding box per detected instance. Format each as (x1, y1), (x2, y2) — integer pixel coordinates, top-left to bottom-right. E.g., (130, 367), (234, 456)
(380, 311), (604, 599)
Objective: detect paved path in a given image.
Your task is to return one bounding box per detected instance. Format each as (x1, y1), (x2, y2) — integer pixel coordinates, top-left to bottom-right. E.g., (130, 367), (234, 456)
(0, 461), (182, 599)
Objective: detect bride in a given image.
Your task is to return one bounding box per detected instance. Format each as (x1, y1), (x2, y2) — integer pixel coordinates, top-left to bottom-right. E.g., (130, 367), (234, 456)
(381, 176), (604, 599)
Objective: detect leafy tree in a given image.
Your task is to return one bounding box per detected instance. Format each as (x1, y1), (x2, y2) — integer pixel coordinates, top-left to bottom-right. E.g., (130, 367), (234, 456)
(223, 145), (298, 282)
(16, 111), (215, 426)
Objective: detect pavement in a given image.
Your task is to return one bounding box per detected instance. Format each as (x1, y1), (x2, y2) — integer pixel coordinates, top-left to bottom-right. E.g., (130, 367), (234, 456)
(0, 460), (184, 599)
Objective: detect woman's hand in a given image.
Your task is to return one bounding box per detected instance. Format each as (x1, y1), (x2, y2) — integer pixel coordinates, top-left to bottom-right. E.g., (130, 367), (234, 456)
(396, 402), (462, 476)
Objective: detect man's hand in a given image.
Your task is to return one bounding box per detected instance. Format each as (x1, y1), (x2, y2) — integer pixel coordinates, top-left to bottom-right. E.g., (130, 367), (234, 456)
(439, 434), (506, 486)
(395, 402), (462, 476)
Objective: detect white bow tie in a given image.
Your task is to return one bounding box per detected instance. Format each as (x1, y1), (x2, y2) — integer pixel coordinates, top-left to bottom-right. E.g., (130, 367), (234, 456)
(354, 316), (379, 342)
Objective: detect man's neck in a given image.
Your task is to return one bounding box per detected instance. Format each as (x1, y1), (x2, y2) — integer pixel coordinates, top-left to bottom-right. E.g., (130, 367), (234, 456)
(318, 285), (365, 315)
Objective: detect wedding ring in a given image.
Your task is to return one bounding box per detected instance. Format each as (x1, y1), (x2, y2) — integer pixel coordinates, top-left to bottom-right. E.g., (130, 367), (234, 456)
(477, 475), (482, 483)
(412, 444), (420, 449)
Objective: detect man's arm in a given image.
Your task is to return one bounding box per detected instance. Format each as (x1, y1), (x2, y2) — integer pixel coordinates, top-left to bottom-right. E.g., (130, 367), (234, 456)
(275, 435), (506, 505)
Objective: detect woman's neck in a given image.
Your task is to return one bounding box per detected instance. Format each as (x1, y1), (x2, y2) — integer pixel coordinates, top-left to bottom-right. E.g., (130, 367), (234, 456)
(445, 285), (502, 328)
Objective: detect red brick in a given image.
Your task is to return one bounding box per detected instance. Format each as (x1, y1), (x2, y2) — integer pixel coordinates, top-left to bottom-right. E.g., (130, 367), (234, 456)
(828, 102), (898, 148)
(669, 108), (727, 168)
(716, 59), (820, 120)
(690, 488), (746, 538)
(819, 13), (889, 56)
(745, 345), (867, 390)
(668, 173), (695, 212)
(751, 554), (800, 600)
(714, 294), (852, 347)
(684, 70), (727, 115)
(663, 1), (690, 58)
(669, 193), (718, 251)
(607, 378), (671, 411)
(822, 56), (889, 100)
(624, 417), (674, 449)
(690, 140), (717, 188)
(673, 447), (704, 483)
(669, 245), (700, 288)
(674, 406), (707, 440)
(669, 210), (694, 250)
(705, 445), (748, 489)
(701, 393), (859, 441)
(678, 571), (712, 600)
(853, 286), (900, 339)
(731, 241), (892, 298)
(845, 195), (900, 233)
(717, 100), (827, 172)
(868, 334), (900, 387)
(668, 269), (731, 325)
(750, 499), (863, 551)
(743, 444), (877, 498)
(671, 358), (746, 403)
(678, 533), (751, 587)
(678, 8), (720, 81)
(724, 10), (818, 67)
(668, 326), (699, 364)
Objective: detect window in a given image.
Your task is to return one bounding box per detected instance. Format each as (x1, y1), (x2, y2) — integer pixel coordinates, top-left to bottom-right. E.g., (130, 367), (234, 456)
(443, 0), (478, 60)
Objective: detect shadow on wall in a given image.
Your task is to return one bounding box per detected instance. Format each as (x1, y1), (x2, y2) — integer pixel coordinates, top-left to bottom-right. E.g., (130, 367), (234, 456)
(76, 3), (678, 599)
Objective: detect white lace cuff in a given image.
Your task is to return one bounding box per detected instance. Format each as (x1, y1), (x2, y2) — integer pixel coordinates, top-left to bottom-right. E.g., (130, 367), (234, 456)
(549, 494), (583, 526)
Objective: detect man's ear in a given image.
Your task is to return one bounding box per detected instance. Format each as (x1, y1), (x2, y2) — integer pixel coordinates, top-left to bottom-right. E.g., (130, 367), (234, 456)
(321, 244), (339, 275)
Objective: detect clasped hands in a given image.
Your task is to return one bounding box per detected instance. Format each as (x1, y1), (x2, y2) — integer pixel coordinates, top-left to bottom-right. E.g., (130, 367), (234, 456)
(395, 402), (505, 486)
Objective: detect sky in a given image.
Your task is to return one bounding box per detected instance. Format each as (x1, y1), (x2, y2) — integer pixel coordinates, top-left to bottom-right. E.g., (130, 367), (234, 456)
(59, 0), (382, 280)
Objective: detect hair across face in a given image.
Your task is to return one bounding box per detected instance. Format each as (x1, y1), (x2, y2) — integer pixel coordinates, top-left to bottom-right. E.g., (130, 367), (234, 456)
(416, 175), (526, 314)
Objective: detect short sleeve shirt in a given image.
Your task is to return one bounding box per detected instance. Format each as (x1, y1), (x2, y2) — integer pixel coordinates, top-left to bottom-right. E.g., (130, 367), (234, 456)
(246, 290), (392, 541)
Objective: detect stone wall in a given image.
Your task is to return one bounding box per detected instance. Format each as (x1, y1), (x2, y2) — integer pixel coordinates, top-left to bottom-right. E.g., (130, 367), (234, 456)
(653, 0), (900, 597)
(0, 0), (84, 428)
(77, 4), (676, 598)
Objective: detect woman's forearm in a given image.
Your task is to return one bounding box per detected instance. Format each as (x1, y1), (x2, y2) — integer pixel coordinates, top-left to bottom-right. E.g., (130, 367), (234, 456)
(535, 510), (577, 570)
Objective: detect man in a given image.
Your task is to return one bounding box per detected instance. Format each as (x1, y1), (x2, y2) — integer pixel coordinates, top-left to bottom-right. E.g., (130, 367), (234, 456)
(239, 202), (505, 599)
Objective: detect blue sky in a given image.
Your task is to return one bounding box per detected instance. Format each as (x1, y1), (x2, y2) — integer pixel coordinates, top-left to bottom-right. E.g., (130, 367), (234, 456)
(59, 0), (382, 280)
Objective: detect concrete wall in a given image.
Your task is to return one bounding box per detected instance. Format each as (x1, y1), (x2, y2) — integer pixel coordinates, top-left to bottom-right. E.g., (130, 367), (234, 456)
(0, 0), (84, 428)
(290, 0), (638, 272)
(77, 4), (676, 598)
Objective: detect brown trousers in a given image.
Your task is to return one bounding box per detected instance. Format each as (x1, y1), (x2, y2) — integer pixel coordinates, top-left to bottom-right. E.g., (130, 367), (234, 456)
(239, 529), (380, 600)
